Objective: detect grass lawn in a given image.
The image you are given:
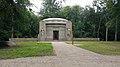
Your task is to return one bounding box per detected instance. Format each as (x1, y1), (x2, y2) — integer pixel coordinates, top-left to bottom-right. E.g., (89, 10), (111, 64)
(67, 42), (120, 55)
(0, 42), (54, 59)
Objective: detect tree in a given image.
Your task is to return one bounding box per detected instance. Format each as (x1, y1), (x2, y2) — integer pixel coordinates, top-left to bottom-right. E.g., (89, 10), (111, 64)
(57, 5), (84, 37)
(0, 0), (32, 41)
(39, 0), (64, 19)
(107, 0), (120, 41)
(38, 0), (120, 41)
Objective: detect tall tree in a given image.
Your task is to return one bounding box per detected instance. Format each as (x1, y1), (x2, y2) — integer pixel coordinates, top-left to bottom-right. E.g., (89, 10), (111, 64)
(57, 5), (84, 37)
(107, 0), (120, 41)
(0, 0), (32, 41)
(39, 0), (63, 19)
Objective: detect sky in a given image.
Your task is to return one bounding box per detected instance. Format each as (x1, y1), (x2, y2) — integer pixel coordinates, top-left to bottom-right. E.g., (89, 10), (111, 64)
(30, 0), (94, 13)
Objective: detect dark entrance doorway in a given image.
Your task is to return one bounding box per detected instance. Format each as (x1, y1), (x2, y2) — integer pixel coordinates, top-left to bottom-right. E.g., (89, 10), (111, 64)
(53, 31), (59, 40)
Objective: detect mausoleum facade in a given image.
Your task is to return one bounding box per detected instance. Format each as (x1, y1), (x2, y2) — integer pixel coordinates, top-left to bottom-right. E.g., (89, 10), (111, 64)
(38, 18), (72, 41)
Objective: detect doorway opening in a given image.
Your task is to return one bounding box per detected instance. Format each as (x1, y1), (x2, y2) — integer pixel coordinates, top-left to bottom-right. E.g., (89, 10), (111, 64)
(53, 31), (59, 40)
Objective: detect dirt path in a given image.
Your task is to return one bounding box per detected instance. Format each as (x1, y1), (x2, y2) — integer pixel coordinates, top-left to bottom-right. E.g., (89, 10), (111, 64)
(0, 42), (120, 67)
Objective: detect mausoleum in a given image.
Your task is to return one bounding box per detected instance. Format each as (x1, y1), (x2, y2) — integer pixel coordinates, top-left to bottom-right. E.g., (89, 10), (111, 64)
(38, 18), (72, 41)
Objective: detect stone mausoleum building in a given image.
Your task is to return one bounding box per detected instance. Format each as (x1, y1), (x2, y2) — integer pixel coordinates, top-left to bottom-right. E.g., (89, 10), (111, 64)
(38, 18), (72, 41)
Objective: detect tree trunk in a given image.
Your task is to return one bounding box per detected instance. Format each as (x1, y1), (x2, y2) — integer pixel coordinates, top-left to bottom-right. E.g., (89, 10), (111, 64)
(106, 27), (108, 41)
(11, 26), (14, 39)
(97, 18), (102, 38)
(114, 17), (118, 41)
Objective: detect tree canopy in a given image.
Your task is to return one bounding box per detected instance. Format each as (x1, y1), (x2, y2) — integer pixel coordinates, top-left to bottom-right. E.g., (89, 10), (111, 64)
(0, 0), (39, 41)
(0, 0), (120, 41)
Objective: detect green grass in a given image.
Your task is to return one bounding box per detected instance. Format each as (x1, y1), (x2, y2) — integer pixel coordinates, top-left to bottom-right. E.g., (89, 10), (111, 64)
(67, 42), (120, 55)
(0, 42), (54, 59)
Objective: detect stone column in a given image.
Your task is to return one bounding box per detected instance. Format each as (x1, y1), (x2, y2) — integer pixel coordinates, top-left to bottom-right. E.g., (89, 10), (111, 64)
(66, 21), (72, 41)
(38, 21), (46, 41)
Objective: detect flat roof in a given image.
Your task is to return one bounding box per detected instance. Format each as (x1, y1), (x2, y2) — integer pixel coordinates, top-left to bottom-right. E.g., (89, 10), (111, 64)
(42, 18), (68, 22)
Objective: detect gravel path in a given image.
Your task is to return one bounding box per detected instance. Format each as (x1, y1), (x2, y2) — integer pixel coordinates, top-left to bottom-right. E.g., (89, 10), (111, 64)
(0, 42), (120, 67)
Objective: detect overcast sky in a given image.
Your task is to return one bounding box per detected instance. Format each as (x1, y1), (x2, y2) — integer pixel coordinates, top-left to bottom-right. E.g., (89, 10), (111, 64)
(30, 0), (94, 12)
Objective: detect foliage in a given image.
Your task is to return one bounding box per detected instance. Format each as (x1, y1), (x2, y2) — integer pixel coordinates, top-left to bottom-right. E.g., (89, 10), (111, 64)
(39, 0), (63, 19)
(22, 13), (40, 38)
(0, 0), (40, 41)
(106, 0), (120, 41)
(57, 5), (84, 37)
(39, 0), (120, 41)
(0, 42), (54, 59)
(0, 0), (120, 41)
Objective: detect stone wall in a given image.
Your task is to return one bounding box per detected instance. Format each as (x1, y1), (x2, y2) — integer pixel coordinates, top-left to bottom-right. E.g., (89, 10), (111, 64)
(73, 38), (100, 41)
(9, 38), (38, 42)
(46, 24), (66, 40)
(38, 18), (72, 41)
(9, 38), (100, 42)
